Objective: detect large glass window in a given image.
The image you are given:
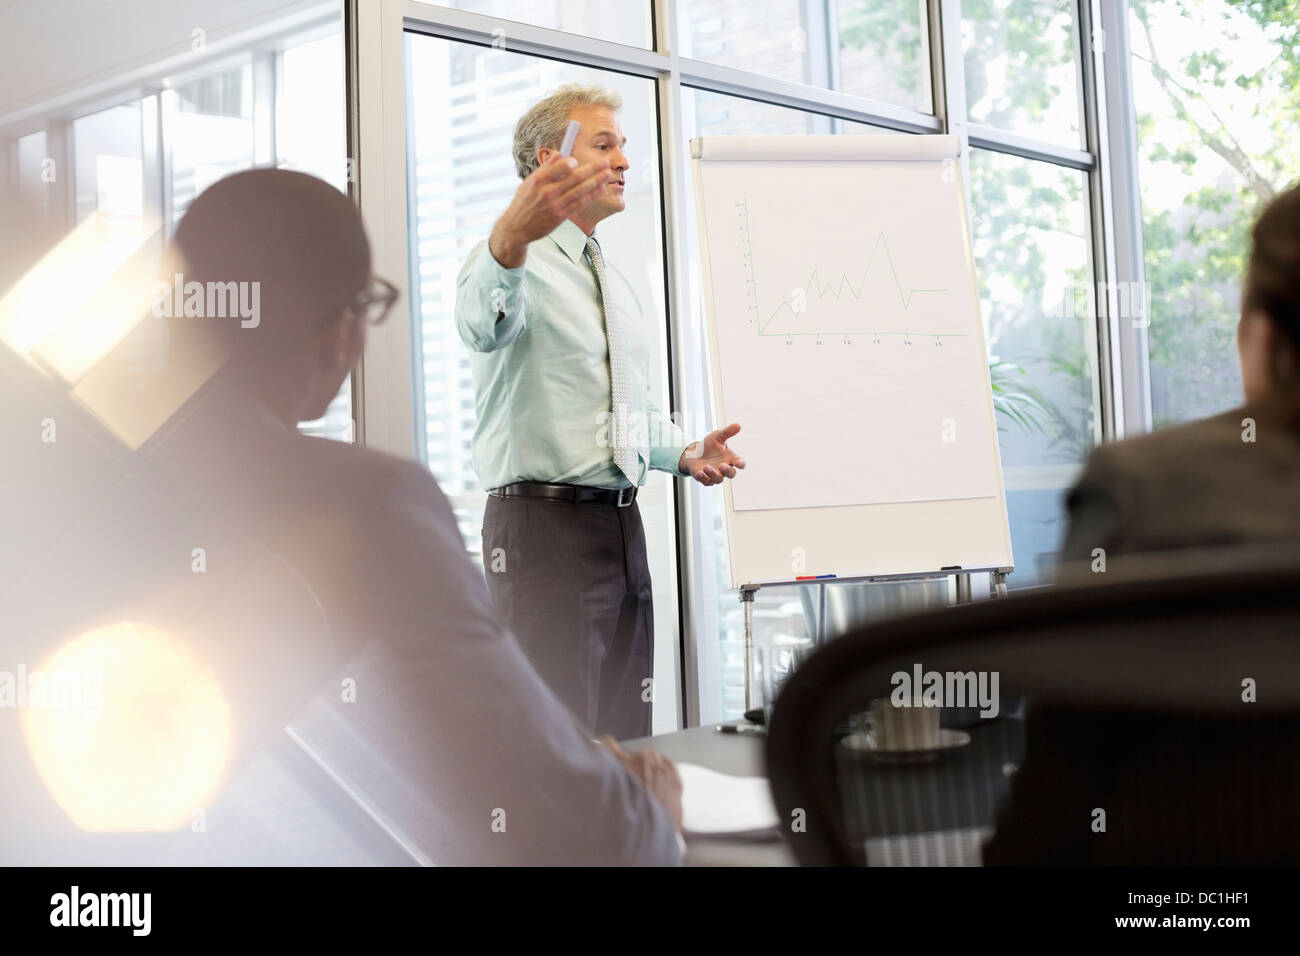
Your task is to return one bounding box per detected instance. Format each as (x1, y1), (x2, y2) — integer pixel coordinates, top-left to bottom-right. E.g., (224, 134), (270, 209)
(164, 67), (256, 222)
(680, 0), (933, 114)
(0, 3), (351, 443)
(73, 103), (145, 224)
(1129, 0), (1299, 425)
(969, 149), (1099, 585)
(443, 0), (653, 48)
(962, 0), (1085, 147)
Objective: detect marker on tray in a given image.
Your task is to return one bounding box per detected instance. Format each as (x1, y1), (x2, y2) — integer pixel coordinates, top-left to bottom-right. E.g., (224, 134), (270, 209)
(795, 574), (837, 581)
(559, 119), (581, 158)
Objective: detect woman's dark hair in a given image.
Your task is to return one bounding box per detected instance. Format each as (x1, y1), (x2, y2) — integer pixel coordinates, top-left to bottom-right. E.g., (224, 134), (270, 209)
(1242, 183), (1300, 370)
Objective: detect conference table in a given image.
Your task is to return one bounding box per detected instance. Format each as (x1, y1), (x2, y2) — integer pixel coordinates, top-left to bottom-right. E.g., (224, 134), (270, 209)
(622, 713), (1026, 867)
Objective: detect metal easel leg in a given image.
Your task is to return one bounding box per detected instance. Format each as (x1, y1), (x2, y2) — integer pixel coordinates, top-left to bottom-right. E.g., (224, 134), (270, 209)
(741, 585), (758, 712)
(955, 572), (973, 604)
(818, 579), (828, 644)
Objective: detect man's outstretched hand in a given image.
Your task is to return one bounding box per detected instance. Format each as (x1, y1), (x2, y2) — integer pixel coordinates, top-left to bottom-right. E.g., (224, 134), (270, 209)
(678, 422), (746, 486)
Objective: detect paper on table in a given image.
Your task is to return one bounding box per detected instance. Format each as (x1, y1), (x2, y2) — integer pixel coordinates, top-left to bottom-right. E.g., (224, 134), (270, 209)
(678, 762), (780, 838)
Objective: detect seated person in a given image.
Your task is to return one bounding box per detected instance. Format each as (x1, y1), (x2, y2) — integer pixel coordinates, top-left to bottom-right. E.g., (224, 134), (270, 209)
(984, 182), (1300, 865)
(10, 169), (683, 865)
(1062, 183), (1300, 562)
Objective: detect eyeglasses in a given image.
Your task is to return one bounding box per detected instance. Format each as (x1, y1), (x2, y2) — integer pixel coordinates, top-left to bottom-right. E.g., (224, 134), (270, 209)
(350, 276), (400, 326)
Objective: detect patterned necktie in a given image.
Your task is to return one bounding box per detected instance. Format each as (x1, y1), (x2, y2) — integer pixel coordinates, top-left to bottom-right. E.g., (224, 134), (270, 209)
(584, 237), (639, 486)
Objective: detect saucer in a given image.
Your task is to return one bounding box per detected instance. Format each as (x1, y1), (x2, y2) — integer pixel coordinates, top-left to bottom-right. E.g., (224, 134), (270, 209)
(840, 729), (972, 762)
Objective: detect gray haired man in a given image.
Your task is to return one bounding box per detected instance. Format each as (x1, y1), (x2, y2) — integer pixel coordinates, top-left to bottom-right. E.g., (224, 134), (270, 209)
(455, 84), (745, 738)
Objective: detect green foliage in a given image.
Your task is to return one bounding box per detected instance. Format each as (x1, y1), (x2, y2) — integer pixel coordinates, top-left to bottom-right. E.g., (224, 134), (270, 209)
(1131, 0), (1300, 424)
(837, 1), (926, 97)
(989, 359), (1053, 434)
(840, 0), (1300, 437)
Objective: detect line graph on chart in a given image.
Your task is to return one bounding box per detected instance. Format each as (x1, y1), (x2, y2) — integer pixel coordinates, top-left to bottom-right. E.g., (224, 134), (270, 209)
(736, 196), (966, 345)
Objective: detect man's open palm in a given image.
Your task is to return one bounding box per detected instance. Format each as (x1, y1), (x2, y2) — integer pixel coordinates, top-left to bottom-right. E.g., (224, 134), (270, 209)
(679, 422), (746, 486)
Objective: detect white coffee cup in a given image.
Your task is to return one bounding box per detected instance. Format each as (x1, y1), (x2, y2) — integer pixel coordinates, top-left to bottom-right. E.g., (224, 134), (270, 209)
(868, 697), (941, 751)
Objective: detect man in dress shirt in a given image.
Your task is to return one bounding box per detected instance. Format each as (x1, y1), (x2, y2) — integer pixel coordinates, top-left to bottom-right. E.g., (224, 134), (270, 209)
(456, 85), (745, 738)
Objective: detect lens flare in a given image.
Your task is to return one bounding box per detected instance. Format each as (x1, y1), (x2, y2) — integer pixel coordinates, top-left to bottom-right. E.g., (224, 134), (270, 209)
(20, 621), (233, 832)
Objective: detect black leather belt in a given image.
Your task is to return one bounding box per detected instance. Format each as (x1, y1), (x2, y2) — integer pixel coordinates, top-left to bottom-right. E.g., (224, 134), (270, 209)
(489, 481), (637, 507)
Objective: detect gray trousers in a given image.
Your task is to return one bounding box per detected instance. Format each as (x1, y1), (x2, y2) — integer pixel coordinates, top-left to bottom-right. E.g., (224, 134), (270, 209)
(481, 494), (654, 739)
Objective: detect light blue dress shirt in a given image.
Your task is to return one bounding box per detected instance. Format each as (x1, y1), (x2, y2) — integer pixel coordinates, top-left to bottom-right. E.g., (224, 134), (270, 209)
(455, 219), (689, 490)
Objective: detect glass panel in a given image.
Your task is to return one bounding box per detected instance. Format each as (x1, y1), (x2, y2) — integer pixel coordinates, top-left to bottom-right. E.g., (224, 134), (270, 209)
(681, 0), (933, 114)
(73, 103), (144, 223)
(278, 31), (348, 190)
(962, 0), (1084, 147)
(164, 66), (256, 223)
(2, 2), (350, 442)
(280, 28), (352, 440)
(16, 131), (50, 221)
(969, 149), (1100, 586)
(834, 0), (933, 112)
(442, 0), (652, 49)
(681, 90), (904, 722)
(690, 87), (898, 136)
(404, 33), (681, 729)
(1129, 0), (1298, 425)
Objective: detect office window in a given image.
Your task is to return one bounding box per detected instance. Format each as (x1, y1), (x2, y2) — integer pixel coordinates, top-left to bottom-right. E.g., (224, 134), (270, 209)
(1130, 0), (1299, 425)
(962, 0), (1084, 147)
(16, 131), (50, 222)
(680, 0), (932, 113)
(279, 29), (352, 441)
(7, 3), (352, 442)
(164, 67), (256, 223)
(691, 87), (894, 136)
(73, 103), (145, 223)
(969, 148), (1099, 585)
(278, 31), (349, 189)
(403, 32), (682, 728)
(442, 0), (652, 48)
(834, 0), (932, 111)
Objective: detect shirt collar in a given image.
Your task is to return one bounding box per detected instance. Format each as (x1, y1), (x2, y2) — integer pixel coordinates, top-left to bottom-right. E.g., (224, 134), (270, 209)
(549, 218), (595, 264)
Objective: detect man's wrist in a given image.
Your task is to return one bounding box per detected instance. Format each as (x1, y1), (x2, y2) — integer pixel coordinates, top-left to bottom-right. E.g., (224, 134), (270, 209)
(488, 226), (528, 269)
(677, 442), (699, 476)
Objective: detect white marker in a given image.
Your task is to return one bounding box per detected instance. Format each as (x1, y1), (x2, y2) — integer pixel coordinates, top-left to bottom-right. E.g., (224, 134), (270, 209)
(559, 119), (581, 157)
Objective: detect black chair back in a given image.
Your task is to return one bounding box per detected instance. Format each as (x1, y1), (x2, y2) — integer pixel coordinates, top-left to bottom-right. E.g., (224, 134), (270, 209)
(766, 547), (1300, 865)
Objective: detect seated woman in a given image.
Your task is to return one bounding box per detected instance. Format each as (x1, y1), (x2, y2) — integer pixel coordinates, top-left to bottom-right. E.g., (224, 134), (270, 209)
(1062, 183), (1300, 562)
(983, 182), (1300, 866)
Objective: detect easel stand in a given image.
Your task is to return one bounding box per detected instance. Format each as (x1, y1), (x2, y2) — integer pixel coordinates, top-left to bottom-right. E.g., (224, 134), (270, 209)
(741, 569), (1011, 712)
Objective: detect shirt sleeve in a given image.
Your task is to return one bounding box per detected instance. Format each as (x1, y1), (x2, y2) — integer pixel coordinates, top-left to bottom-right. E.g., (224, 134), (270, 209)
(647, 401), (690, 476)
(455, 239), (528, 353)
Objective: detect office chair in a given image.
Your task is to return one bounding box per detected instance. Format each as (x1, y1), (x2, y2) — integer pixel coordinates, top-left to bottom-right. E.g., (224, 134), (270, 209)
(765, 546), (1300, 866)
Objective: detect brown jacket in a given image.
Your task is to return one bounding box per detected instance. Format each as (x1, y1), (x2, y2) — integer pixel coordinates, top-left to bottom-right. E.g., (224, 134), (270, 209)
(985, 391), (1300, 865)
(1062, 393), (1300, 563)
